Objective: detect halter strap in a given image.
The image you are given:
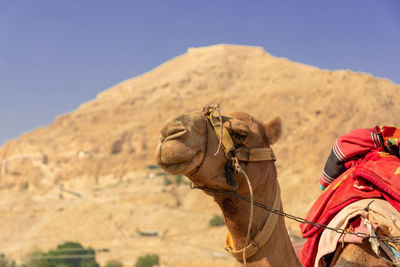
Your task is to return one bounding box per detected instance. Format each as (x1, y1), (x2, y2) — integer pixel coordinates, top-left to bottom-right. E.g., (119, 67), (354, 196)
(225, 183), (282, 260)
(234, 147), (276, 162)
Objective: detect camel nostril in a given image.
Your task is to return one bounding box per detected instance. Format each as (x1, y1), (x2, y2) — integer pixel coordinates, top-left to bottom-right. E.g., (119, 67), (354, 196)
(167, 127), (186, 137)
(161, 123), (187, 138)
(164, 128), (187, 141)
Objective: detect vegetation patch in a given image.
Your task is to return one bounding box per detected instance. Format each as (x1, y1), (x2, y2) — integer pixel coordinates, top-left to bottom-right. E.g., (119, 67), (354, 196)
(135, 254), (159, 267)
(21, 242), (99, 267)
(0, 253), (16, 267)
(105, 259), (123, 267)
(21, 182), (29, 191)
(209, 214), (225, 227)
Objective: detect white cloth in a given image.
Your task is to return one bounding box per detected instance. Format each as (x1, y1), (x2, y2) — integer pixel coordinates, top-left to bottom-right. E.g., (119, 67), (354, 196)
(315, 198), (400, 267)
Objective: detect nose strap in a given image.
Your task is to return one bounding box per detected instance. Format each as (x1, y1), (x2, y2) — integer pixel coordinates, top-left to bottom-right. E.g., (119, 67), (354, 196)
(205, 108), (236, 158)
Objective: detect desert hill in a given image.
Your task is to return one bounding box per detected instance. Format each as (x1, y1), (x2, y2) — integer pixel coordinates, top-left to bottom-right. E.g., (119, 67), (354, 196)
(0, 44), (399, 266)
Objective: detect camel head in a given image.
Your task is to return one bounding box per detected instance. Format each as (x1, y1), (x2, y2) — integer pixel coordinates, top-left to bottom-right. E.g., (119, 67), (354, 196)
(154, 109), (282, 193)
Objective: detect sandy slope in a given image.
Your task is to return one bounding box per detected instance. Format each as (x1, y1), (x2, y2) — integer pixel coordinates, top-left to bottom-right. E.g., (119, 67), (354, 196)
(0, 44), (399, 265)
(0, 171), (236, 266)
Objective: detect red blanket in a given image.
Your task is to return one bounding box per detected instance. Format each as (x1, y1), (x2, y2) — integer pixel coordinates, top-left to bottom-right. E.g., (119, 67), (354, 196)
(299, 151), (400, 266)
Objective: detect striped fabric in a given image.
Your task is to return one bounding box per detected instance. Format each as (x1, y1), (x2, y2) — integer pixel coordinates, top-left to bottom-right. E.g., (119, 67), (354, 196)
(371, 132), (383, 148)
(319, 128), (383, 190)
(333, 140), (346, 161)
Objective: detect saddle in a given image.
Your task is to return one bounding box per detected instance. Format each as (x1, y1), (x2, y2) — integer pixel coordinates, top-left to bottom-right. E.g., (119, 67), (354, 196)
(316, 199), (400, 266)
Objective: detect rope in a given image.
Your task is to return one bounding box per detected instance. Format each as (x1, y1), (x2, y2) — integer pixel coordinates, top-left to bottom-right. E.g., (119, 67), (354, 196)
(202, 104), (223, 157)
(214, 106), (223, 157)
(192, 184), (400, 244)
(233, 157), (254, 266)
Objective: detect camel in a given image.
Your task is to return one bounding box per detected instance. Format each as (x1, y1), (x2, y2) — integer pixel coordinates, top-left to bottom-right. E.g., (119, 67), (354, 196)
(154, 108), (392, 266)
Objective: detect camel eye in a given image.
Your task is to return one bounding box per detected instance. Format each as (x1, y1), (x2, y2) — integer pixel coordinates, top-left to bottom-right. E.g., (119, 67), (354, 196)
(232, 131), (249, 142)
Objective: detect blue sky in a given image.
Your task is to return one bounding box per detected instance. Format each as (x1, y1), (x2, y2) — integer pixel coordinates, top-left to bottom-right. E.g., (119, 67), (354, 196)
(0, 1), (399, 145)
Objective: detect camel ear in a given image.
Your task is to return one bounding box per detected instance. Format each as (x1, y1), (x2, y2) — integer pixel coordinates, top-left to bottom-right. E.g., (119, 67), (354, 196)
(264, 116), (282, 145)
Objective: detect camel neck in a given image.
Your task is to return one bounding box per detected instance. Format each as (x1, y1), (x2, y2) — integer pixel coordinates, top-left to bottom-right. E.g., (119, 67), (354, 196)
(214, 162), (278, 249)
(213, 162), (300, 266)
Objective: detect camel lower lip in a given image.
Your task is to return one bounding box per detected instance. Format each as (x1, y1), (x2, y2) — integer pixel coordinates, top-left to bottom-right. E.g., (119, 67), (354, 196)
(158, 149), (201, 167)
(159, 158), (191, 167)
(157, 140), (199, 164)
(157, 146), (203, 175)
(158, 160), (195, 175)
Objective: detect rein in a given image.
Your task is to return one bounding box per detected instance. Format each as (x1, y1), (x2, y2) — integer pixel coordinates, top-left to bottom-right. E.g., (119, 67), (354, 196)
(191, 183), (400, 245)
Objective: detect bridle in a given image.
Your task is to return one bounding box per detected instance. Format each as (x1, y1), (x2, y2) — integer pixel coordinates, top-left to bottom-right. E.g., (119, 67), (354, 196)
(193, 105), (276, 188)
(193, 105), (280, 264)
(203, 105), (276, 168)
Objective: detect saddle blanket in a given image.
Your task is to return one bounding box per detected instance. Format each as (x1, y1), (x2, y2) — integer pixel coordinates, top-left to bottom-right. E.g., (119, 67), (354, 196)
(299, 151), (400, 266)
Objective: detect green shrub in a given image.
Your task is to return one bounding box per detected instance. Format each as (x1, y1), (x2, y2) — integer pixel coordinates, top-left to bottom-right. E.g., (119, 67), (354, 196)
(22, 242), (99, 267)
(0, 253), (16, 267)
(21, 250), (46, 267)
(135, 254), (159, 267)
(105, 259), (123, 267)
(164, 176), (172, 186)
(175, 175), (182, 185)
(209, 215), (225, 227)
(21, 182), (29, 190)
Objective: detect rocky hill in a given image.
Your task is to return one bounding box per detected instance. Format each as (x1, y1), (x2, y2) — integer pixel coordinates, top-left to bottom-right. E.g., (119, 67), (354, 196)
(0, 44), (399, 266)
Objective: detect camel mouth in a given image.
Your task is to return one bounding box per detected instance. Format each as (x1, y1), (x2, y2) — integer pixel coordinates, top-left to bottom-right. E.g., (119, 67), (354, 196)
(157, 151), (203, 175)
(155, 139), (204, 175)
